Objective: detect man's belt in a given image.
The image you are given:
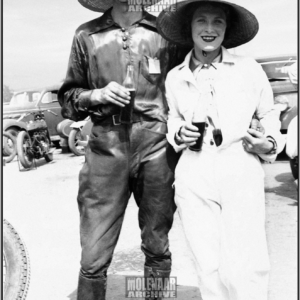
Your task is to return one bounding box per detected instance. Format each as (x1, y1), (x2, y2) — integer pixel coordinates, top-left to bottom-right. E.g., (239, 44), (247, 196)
(94, 114), (155, 126)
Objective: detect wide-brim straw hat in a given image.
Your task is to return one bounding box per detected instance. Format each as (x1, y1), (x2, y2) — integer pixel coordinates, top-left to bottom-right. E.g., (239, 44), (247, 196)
(78, 0), (161, 13)
(157, 0), (259, 49)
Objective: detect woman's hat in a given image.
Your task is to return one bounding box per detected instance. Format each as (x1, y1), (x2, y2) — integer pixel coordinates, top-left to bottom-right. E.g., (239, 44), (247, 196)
(157, 0), (259, 49)
(78, 0), (161, 13)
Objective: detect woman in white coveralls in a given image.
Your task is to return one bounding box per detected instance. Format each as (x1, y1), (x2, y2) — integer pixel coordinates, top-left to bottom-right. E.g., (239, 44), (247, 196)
(157, 1), (285, 299)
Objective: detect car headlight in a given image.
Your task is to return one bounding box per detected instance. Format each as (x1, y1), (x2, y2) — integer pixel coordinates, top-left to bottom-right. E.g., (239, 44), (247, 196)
(274, 95), (289, 111)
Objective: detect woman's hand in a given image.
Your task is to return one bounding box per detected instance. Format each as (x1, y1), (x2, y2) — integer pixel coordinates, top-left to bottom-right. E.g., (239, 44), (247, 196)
(178, 123), (201, 147)
(242, 129), (274, 154)
(90, 82), (130, 107)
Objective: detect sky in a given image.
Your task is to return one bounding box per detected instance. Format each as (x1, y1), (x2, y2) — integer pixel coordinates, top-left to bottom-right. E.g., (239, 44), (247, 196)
(3, 0), (298, 91)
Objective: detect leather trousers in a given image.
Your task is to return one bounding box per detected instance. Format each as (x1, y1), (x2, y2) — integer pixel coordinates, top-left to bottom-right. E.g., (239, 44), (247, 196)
(76, 119), (178, 300)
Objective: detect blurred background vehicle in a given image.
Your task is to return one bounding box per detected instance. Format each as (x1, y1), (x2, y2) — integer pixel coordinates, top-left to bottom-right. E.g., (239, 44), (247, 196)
(257, 55), (297, 133)
(3, 84), (64, 156)
(16, 110), (56, 169)
(286, 117), (298, 180)
(68, 118), (91, 156)
(56, 119), (75, 153)
(258, 55), (298, 180)
(2, 132), (17, 164)
(56, 117), (92, 156)
(278, 60), (298, 181)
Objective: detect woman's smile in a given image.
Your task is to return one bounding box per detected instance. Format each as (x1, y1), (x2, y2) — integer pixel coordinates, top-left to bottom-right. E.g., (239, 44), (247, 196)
(201, 36), (217, 42)
(191, 6), (227, 55)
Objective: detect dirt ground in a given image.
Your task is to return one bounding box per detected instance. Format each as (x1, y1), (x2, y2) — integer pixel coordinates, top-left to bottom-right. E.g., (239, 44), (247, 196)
(3, 150), (298, 300)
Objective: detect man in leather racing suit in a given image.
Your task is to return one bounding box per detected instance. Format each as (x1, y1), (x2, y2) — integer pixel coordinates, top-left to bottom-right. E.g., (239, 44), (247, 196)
(58, 0), (185, 299)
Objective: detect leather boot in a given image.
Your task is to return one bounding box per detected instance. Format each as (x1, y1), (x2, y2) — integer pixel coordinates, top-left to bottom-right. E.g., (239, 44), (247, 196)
(144, 266), (172, 300)
(77, 273), (107, 300)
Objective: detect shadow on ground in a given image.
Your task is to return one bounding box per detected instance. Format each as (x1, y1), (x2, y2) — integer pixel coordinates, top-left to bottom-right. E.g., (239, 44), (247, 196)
(67, 247), (201, 300)
(265, 172), (298, 202)
(68, 276), (201, 300)
(13, 156), (56, 172)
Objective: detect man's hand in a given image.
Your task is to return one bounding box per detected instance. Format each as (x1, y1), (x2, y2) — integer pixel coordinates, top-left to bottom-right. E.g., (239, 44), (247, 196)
(178, 123), (201, 146)
(90, 82), (130, 107)
(242, 129), (273, 154)
(250, 118), (265, 134)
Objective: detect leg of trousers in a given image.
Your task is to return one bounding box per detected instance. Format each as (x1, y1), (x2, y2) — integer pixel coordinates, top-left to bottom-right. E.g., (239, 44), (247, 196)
(76, 121), (177, 299)
(132, 124), (176, 269)
(174, 146), (270, 300)
(132, 123), (177, 299)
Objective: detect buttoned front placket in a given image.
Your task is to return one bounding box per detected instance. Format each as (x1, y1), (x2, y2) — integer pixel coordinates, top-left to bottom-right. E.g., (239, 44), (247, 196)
(101, 13), (142, 69)
(194, 63), (222, 147)
(120, 23), (141, 65)
(121, 27), (128, 50)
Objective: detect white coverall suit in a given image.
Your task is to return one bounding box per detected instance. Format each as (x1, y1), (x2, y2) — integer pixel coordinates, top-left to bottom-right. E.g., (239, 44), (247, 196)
(165, 47), (285, 300)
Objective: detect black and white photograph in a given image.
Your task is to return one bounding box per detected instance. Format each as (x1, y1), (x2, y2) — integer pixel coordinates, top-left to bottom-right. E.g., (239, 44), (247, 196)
(2, 0), (298, 299)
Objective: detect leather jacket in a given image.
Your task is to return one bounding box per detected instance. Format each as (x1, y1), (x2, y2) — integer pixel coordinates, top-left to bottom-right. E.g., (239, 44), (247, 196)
(58, 9), (188, 123)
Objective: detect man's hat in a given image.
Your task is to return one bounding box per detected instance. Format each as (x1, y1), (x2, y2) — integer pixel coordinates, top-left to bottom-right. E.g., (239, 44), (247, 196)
(78, 0), (161, 13)
(157, 0), (259, 49)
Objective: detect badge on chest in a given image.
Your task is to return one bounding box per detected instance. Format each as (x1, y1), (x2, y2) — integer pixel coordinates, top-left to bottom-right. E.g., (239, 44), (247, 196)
(147, 56), (161, 74)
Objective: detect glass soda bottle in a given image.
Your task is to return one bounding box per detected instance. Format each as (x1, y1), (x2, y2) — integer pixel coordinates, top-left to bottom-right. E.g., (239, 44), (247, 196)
(120, 65), (136, 124)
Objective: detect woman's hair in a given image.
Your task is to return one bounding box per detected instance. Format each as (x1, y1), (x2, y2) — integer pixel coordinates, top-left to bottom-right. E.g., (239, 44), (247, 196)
(181, 2), (233, 45)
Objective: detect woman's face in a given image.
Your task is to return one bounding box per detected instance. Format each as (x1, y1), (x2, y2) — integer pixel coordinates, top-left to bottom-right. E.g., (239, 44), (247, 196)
(191, 6), (227, 52)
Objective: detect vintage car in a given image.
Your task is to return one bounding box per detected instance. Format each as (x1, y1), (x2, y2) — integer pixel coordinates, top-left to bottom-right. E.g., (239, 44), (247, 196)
(258, 54), (298, 179)
(3, 84), (65, 154)
(257, 54), (297, 133)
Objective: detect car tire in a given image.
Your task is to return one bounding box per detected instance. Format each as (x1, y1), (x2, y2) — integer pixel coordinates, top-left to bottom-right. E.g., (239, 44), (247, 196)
(3, 127), (19, 156)
(3, 132), (17, 163)
(17, 131), (34, 169)
(3, 219), (30, 300)
(68, 128), (86, 156)
(290, 157), (298, 179)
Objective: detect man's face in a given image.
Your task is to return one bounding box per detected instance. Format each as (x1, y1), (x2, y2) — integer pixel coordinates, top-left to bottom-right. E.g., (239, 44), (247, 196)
(191, 6), (227, 52)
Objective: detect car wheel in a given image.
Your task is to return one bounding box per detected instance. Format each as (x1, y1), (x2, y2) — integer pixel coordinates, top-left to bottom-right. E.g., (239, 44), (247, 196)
(290, 157), (298, 179)
(3, 132), (17, 163)
(68, 128), (86, 156)
(3, 127), (19, 156)
(3, 219), (30, 300)
(17, 131), (34, 169)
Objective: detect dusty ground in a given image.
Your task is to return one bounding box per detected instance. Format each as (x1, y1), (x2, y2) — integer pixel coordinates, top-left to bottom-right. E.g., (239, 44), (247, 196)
(3, 150), (298, 300)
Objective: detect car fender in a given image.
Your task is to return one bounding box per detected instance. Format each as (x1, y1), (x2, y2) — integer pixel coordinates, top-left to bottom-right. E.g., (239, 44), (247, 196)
(56, 119), (74, 138)
(3, 119), (27, 132)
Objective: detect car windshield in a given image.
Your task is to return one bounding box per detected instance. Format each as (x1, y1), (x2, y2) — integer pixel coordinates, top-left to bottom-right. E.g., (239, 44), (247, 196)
(9, 92), (40, 106)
